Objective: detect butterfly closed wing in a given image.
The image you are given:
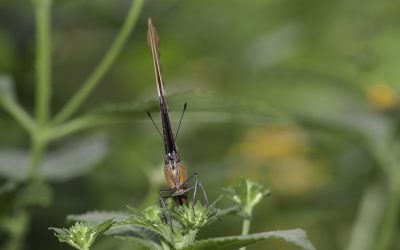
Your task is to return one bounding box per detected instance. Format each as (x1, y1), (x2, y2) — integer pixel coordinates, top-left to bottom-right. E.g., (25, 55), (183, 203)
(146, 19), (209, 225)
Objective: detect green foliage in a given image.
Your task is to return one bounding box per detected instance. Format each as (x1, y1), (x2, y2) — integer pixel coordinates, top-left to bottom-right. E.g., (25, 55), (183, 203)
(50, 220), (115, 250)
(0, 0), (144, 249)
(179, 229), (315, 250)
(94, 91), (289, 126)
(0, 134), (109, 181)
(0, 180), (52, 217)
(52, 179), (315, 250)
(5, 0), (400, 249)
(172, 202), (220, 231)
(67, 211), (131, 225)
(224, 178), (270, 216)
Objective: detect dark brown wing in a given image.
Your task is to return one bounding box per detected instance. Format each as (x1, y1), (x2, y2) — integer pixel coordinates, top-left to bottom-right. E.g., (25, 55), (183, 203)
(147, 19), (177, 156)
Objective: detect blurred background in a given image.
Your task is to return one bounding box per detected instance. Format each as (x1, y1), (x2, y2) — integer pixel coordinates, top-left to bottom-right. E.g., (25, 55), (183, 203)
(1, 0), (400, 249)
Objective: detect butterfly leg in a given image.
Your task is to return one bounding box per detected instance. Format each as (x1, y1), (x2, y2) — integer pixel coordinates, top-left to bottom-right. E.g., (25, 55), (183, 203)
(159, 189), (174, 231)
(178, 173), (210, 208)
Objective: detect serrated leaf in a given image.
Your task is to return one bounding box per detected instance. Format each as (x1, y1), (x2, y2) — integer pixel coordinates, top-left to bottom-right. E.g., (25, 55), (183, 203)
(180, 229), (316, 250)
(216, 205), (242, 217)
(0, 134), (109, 181)
(113, 234), (162, 250)
(68, 211), (161, 249)
(224, 178), (270, 217)
(110, 225), (162, 250)
(68, 211), (131, 225)
(121, 214), (176, 246)
(172, 202), (220, 231)
(50, 219), (115, 250)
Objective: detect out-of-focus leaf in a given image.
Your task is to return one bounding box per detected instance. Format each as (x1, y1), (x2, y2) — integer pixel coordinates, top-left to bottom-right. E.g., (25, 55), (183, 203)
(260, 81), (393, 142)
(0, 180), (52, 217)
(41, 134), (109, 181)
(0, 32), (16, 71)
(0, 182), (18, 217)
(180, 229), (316, 250)
(0, 210), (28, 237)
(0, 74), (15, 103)
(243, 23), (304, 70)
(94, 91), (289, 125)
(0, 134), (109, 181)
(15, 179), (53, 208)
(0, 149), (28, 180)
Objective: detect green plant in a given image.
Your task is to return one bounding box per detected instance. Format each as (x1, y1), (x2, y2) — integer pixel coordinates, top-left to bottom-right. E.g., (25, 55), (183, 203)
(0, 0), (144, 249)
(51, 178), (316, 250)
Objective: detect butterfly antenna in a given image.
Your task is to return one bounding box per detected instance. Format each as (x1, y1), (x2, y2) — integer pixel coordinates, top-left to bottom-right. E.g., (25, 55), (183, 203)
(147, 111), (164, 140)
(175, 103), (187, 142)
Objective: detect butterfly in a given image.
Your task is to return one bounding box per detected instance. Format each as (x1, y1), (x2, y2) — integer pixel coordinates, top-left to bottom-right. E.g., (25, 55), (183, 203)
(146, 19), (209, 224)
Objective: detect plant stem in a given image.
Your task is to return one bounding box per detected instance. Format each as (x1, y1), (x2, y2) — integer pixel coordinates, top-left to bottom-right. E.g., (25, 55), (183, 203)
(48, 115), (121, 140)
(52, 0), (144, 125)
(373, 176), (400, 250)
(28, 135), (47, 179)
(186, 229), (198, 245)
(3, 210), (29, 250)
(1, 100), (35, 135)
(346, 181), (386, 250)
(34, 0), (52, 127)
(3, 1), (52, 249)
(241, 218), (251, 235)
(239, 207), (252, 250)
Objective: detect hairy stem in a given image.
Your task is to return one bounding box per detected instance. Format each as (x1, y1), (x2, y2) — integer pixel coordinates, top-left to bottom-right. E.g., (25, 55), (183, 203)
(240, 207), (252, 250)
(34, 0), (52, 127)
(52, 0), (144, 125)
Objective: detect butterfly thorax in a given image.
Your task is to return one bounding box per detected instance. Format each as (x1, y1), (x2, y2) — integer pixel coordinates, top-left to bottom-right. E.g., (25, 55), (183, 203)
(164, 151), (187, 190)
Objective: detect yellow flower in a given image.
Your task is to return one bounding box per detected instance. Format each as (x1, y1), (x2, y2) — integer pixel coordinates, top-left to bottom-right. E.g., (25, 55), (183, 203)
(234, 125), (308, 162)
(230, 125), (328, 196)
(366, 83), (398, 110)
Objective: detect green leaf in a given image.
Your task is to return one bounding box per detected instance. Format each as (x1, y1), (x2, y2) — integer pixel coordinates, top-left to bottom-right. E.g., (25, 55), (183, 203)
(180, 229), (316, 250)
(93, 91), (288, 125)
(40, 134), (109, 181)
(172, 202), (220, 231)
(0, 180), (52, 216)
(112, 235), (162, 250)
(0, 134), (108, 181)
(0, 149), (28, 180)
(121, 213), (176, 246)
(14, 179), (53, 208)
(68, 211), (130, 225)
(224, 178), (270, 217)
(68, 210), (162, 250)
(0, 182), (18, 217)
(50, 219), (115, 250)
